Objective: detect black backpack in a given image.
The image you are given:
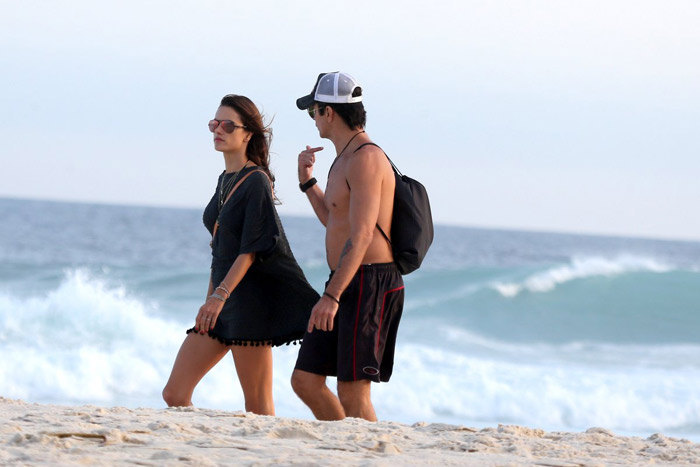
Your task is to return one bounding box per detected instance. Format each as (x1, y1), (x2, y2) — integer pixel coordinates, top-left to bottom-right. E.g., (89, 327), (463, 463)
(357, 143), (434, 274)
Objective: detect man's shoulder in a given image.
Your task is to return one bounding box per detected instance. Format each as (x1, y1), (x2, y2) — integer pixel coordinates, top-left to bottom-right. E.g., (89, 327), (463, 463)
(353, 141), (384, 156)
(344, 143), (392, 185)
(347, 142), (387, 167)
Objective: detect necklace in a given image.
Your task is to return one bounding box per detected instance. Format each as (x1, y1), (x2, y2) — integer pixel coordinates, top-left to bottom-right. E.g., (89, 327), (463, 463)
(337, 130), (365, 158)
(218, 160), (250, 210)
(328, 131), (365, 176)
(218, 172), (239, 210)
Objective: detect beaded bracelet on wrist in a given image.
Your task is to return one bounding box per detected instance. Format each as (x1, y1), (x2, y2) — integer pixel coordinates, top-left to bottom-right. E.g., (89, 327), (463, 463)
(210, 293), (226, 302)
(215, 285), (231, 298)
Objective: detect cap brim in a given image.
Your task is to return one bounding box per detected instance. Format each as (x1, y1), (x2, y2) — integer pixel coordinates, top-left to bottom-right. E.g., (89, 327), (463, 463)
(296, 94), (315, 110)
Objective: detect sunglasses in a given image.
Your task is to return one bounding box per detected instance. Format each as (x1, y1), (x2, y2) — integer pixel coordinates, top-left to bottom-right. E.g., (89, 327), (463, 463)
(307, 106), (326, 119)
(208, 119), (247, 133)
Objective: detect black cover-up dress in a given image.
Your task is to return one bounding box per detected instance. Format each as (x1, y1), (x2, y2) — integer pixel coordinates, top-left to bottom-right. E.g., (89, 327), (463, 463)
(187, 167), (319, 346)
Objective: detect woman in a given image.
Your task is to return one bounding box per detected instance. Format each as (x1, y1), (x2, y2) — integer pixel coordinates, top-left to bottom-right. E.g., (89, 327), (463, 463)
(163, 94), (319, 415)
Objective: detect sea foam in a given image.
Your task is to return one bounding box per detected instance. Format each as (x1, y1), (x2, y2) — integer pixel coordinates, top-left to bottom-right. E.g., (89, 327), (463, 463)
(0, 270), (182, 404)
(0, 269), (312, 416)
(377, 342), (700, 437)
(2, 262), (700, 440)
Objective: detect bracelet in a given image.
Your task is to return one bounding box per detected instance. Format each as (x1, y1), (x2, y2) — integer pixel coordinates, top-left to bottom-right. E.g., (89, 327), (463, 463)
(299, 177), (317, 193)
(323, 292), (340, 305)
(209, 293), (226, 302)
(215, 284), (231, 298)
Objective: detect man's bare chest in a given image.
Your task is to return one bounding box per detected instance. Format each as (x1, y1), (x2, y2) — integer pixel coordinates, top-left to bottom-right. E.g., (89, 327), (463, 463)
(324, 165), (350, 213)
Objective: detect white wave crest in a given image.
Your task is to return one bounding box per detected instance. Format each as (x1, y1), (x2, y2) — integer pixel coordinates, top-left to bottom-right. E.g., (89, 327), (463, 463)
(0, 269), (178, 347)
(0, 269), (185, 405)
(491, 255), (672, 298)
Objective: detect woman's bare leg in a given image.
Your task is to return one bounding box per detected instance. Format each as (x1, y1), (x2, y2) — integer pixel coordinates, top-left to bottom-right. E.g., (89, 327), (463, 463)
(162, 333), (230, 407)
(231, 345), (275, 415)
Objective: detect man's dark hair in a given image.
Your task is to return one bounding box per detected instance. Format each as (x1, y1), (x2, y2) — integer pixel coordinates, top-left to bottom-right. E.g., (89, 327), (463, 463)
(316, 87), (366, 129)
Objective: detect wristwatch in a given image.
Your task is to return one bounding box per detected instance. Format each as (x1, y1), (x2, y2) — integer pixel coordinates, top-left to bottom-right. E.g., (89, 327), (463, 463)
(299, 177), (317, 193)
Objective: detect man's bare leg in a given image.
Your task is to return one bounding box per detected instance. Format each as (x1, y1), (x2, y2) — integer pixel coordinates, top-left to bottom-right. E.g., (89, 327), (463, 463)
(337, 380), (377, 421)
(291, 369), (345, 420)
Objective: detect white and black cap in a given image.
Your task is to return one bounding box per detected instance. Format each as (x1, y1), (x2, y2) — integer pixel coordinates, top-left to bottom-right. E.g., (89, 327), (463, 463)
(296, 72), (363, 110)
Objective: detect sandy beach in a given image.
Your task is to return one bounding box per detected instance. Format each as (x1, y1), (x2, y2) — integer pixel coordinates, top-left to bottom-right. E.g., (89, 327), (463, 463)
(1, 397), (699, 466)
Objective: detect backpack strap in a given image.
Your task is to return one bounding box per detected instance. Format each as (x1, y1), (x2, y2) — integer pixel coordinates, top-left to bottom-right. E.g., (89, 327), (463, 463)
(355, 143), (403, 176)
(354, 142), (380, 152)
(376, 223), (392, 246)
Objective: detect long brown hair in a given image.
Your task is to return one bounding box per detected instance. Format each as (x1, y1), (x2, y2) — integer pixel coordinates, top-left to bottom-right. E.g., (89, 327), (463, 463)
(219, 94), (275, 185)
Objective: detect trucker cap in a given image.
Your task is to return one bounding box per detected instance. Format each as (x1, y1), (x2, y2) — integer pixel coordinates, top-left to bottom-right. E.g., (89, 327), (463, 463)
(296, 72), (363, 110)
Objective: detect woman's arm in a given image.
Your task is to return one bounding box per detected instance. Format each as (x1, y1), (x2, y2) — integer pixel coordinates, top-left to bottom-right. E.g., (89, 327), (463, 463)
(195, 252), (256, 333)
(206, 274), (214, 299)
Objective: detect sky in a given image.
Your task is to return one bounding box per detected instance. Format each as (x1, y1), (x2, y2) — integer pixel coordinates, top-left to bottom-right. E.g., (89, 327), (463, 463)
(1, 0), (699, 241)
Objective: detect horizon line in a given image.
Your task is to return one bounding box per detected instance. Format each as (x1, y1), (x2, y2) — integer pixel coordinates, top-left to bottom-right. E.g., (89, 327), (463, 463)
(2, 194), (699, 245)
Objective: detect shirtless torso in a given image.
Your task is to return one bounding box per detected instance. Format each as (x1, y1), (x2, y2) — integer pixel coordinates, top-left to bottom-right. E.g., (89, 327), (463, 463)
(324, 142), (395, 269)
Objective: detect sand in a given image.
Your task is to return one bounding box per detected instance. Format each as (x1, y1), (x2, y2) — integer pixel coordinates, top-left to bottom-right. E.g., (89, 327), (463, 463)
(2, 397), (699, 466)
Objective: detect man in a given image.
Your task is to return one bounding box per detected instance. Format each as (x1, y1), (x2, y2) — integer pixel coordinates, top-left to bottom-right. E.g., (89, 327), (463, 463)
(291, 72), (405, 422)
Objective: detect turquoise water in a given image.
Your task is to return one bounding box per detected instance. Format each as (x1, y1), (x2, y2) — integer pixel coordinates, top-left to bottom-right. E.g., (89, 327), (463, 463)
(1, 197), (699, 440)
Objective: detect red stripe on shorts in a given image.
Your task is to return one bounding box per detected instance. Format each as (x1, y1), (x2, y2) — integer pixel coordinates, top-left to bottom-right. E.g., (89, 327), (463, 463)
(352, 266), (365, 381)
(376, 286), (405, 354)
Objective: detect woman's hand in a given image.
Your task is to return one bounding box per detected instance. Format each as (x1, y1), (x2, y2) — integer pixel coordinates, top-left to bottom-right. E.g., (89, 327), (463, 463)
(298, 145), (323, 183)
(195, 296), (225, 334)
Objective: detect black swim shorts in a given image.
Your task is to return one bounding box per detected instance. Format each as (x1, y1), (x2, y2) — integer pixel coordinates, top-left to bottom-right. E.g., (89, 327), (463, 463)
(294, 262), (405, 383)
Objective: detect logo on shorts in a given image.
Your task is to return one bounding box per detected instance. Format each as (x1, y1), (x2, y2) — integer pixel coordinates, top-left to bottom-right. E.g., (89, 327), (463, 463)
(362, 366), (380, 376)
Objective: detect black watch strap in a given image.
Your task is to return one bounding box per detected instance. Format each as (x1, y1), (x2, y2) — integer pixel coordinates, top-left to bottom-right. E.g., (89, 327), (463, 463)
(299, 177), (317, 193)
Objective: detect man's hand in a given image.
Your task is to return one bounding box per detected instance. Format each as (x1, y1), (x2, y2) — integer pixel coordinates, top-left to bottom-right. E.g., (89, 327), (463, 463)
(307, 294), (339, 332)
(298, 146), (323, 183)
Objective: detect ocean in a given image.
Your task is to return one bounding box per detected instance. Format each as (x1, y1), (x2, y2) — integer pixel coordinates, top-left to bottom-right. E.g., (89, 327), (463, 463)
(1, 197), (699, 440)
